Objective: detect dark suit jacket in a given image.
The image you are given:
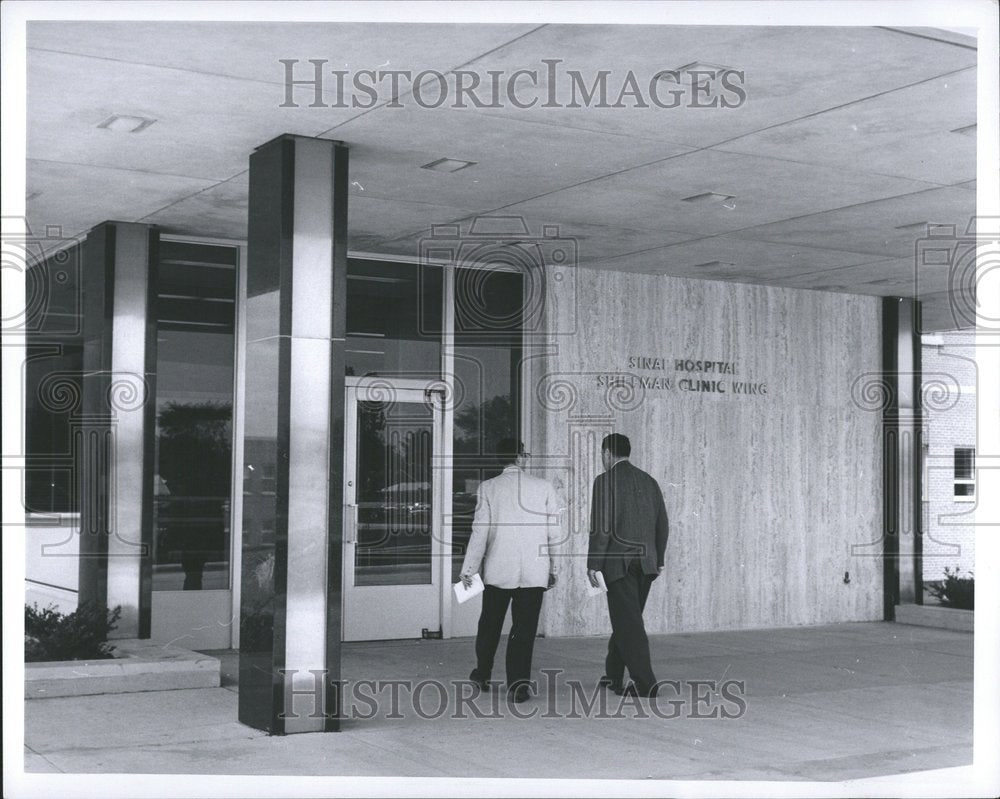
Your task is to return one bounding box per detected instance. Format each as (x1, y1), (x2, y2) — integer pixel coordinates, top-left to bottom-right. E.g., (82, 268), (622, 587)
(587, 460), (669, 583)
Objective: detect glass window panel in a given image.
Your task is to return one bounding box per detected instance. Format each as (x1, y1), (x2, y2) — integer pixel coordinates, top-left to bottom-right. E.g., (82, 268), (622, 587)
(153, 242), (236, 591)
(954, 447), (975, 480)
(24, 243), (84, 513)
(451, 269), (523, 582)
(24, 346), (82, 512)
(355, 400), (433, 586)
(346, 259), (441, 378)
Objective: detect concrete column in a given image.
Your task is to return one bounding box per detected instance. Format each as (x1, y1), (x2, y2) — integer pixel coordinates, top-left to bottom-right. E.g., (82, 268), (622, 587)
(78, 222), (158, 638)
(881, 297), (923, 618)
(238, 135), (348, 734)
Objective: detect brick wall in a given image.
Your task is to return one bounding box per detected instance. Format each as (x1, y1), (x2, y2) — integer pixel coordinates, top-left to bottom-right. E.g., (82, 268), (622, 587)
(921, 331), (977, 581)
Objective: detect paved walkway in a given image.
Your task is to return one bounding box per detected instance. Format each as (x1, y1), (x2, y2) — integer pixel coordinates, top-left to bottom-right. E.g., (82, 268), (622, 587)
(24, 622), (972, 782)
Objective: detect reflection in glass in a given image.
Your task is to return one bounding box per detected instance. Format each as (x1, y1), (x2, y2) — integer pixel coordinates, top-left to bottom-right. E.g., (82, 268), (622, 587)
(24, 243), (84, 513)
(355, 400), (433, 586)
(345, 259), (441, 378)
(153, 242), (236, 591)
(451, 269), (523, 582)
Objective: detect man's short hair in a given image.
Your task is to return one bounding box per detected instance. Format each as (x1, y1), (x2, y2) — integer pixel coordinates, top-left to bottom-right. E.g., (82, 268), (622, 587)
(495, 437), (524, 466)
(602, 433), (631, 459)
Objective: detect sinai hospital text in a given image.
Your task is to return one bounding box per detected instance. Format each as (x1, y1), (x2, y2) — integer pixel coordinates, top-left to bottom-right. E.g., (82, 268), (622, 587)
(596, 355), (768, 395)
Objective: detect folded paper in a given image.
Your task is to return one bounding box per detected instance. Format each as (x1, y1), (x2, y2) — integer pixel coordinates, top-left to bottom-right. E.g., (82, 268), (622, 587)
(453, 573), (485, 604)
(586, 571), (608, 597)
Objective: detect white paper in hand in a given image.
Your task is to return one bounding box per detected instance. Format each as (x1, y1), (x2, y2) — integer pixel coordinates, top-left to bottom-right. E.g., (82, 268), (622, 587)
(586, 571), (608, 597)
(454, 573), (485, 604)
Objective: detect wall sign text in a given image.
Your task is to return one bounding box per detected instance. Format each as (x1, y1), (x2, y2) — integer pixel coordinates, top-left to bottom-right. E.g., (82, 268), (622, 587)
(596, 354), (767, 396)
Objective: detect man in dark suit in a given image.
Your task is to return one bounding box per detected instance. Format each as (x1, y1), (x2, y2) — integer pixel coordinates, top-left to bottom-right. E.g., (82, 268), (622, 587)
(587, 433), (668, 697)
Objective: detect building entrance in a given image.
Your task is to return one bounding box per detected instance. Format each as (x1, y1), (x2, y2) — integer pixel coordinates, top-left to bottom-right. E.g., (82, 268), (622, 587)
(342, 378), (446, 641)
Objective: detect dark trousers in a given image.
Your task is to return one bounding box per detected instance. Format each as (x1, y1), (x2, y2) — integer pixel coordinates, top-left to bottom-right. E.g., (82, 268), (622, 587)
(605, 559), (657, 693)
(474, 585), (545, 689)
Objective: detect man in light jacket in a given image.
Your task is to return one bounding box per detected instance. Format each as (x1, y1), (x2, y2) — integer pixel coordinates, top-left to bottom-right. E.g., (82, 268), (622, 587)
(460, 438), (562, 703)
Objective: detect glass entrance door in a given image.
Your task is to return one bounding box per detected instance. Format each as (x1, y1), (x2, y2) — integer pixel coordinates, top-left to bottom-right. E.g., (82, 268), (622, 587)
(343, 379), (444, 641)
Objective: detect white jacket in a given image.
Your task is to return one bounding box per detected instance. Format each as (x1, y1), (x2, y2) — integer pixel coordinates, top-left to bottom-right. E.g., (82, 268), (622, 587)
(460, 466), (563, 589)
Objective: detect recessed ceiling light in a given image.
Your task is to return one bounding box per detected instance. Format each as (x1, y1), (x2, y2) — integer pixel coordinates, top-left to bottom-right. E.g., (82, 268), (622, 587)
(894, 221), (951, 233)
(693, 260), (736, 269)
(97, 114), (157, 133)
(951, 123), (976, 137)
(421, 157), (476, 173)
(681, 192), (736, 205)
(655, 61), (735, 84)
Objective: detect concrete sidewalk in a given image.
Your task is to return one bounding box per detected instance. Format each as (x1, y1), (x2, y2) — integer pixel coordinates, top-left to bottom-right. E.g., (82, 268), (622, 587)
(24, 622), (972, 781)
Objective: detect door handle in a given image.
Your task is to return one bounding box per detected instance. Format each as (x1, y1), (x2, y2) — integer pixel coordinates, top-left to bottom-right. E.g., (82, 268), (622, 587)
(344, 504), (358, 544)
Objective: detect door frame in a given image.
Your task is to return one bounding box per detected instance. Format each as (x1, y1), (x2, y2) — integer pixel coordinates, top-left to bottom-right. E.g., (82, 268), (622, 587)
(224, 251), (530, 644)
(341, 376), (449, 641)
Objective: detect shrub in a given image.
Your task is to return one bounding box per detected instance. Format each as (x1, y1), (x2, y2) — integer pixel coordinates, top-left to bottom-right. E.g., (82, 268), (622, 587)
(927, 567), (974, 610)
(25, 601), (123, 662)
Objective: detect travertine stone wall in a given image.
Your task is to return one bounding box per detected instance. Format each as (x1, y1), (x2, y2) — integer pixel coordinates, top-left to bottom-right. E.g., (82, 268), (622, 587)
(530, 266), (883, 636)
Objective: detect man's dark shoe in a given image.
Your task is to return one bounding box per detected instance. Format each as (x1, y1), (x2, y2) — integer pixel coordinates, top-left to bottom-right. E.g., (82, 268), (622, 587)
(599, 675), (625, 694)
(620, 682), (658, 699)
(508, 684), (532, 703)
(469, 669), (490, 691)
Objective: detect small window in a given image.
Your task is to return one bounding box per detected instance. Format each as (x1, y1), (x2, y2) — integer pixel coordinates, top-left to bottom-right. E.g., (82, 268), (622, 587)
(24, 243), (84, 514)
(953, 447), (975, 501)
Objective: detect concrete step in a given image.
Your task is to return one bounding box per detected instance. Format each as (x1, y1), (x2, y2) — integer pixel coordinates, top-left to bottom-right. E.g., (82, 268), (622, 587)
(25, 638), (220, 699)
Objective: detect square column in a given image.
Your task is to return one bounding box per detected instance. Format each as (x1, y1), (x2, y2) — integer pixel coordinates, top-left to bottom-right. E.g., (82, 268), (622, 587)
(238, 135), (348, 734)
(78, 222), (158, 639)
